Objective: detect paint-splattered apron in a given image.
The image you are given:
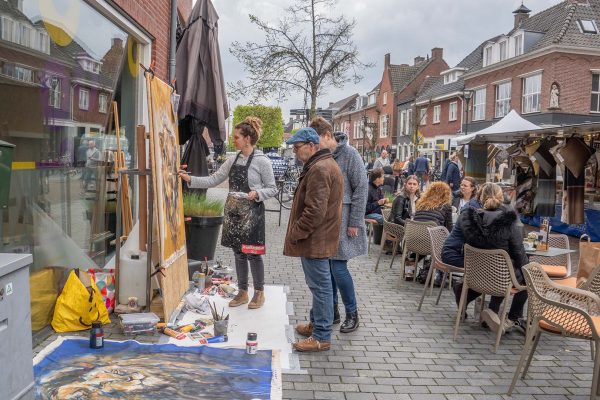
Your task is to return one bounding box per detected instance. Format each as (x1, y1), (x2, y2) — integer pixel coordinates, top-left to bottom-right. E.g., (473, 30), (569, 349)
(220, 151), (266, 254)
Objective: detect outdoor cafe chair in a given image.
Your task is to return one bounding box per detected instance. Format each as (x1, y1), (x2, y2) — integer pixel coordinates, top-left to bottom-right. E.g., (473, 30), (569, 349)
(528, 233), (572, 279)
(453, 244), (526, 353)
(374, 209), (405, 272)
(418, 226), (464, 311)
(509, 262), (600, 399)
(397, 219), (436, 287)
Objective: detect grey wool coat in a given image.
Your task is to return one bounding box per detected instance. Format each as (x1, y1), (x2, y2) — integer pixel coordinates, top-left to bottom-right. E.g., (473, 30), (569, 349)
(331, 134), (368, 260)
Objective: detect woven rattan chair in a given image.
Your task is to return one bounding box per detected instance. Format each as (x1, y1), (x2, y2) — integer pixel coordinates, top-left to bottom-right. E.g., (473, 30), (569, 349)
(509, 262), (600, 398)
(528, 233), (572, 279)
(374, 209), (405, 272)
(397, 219), (436, 287)
(418, 226), (464, 310)
(453, 244), (527, 352)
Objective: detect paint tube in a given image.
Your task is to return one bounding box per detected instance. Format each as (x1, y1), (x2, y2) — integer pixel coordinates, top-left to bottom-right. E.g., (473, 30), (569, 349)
(162, 327), (186, 340)
(197, 335), (228, 345)
(178, 324), (194, 333)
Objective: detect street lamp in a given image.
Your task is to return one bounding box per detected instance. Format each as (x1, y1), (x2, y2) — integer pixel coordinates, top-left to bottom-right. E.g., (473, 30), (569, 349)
(462, 89), (473, 135)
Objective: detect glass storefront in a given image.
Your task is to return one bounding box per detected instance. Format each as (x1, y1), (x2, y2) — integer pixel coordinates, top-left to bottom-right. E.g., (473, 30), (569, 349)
(0, 0), (143, 332)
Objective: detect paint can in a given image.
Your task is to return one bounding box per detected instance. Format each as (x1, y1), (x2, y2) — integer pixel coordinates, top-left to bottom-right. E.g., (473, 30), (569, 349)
(90, 321), (104, 349)
(246, 332), (258, 355)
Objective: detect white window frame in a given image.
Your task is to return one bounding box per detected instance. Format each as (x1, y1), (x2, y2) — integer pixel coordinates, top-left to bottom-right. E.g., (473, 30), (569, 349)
(578, 19), (599, 34)
(99, 93), (108, 113)
(522, 74), (542, 114)
(368, 93), (376, 105)
(419, 108), (427, 126)
(1, 17), (14, 42)
(592, 73), (600, 113)
(382, 92), (388, 106)
(20, 25), (31, 47)
(495, 81), (511, 118)
(379, 114), (388, 138)
(499, 40), (507, 61)
(449, 101), (457, 121)
(433, 105), (441, 124)
(407, 109), (413, 136)
(484, 45), (493, 67)
(472, 88), (486, 121)
(514, 34), (523, 56)
(79, 88), (90, 110)
(48, 77), (61, 108)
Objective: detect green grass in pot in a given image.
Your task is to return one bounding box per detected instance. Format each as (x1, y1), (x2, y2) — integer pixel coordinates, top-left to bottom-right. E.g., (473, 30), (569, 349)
(183, 193), (224, 217)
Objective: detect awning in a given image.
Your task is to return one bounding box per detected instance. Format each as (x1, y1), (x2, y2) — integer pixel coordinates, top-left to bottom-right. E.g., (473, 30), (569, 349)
(456, 110), (542, 145)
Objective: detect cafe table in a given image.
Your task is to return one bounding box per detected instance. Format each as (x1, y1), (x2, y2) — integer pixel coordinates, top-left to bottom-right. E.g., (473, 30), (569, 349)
(525, 247), (576, 257)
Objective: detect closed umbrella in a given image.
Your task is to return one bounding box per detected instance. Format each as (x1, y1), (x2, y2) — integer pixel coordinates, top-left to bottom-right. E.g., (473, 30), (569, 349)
(176, 0), (228, 190)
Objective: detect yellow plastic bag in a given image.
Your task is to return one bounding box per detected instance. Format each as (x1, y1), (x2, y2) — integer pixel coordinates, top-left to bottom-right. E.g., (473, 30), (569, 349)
(30, 268), (60, 331)
(51, 270), (110, 332)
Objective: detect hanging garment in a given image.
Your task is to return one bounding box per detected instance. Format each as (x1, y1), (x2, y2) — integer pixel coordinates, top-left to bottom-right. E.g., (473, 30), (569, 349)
(221, 151), (266, 254)
(532, 138), (558, 217)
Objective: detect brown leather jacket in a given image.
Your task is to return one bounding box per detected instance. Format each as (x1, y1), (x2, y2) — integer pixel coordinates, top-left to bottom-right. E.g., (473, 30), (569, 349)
(284, 149), (343, 258)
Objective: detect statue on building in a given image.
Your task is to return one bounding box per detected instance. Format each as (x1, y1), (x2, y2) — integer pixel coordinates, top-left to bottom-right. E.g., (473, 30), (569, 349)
(549, 82), (560, 109)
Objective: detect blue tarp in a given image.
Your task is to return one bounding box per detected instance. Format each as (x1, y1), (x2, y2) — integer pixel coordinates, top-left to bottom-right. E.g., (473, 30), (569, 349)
(520, 205), (600, 241)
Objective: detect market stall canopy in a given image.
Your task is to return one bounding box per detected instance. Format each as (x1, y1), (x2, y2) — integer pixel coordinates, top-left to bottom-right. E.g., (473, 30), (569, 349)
(456, 110), (542, 145)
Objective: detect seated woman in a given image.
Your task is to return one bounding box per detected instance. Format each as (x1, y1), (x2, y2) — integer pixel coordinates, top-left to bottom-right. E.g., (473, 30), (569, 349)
(442, 182), (528, 335)
(389, 175), (420, 226)
(413, 181), (453, 231)
(452, 176), (480, 213)
(365, 167), (388, 224)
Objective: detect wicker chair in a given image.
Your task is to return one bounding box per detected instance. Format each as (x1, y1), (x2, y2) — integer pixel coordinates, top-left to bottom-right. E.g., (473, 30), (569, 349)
(528, 233), (572, 279)
(417, 226), (464, 310)
(397, 219), (436, 287)
(509, 262), (600, 398)
(374, 209), (405, 272)
(453, 244), (527, 352)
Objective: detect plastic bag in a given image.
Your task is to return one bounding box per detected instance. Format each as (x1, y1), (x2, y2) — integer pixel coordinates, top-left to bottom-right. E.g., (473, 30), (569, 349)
(51, 270), (111, 332)
(30, 268), (61, 331)
(88, 269), (116, 313)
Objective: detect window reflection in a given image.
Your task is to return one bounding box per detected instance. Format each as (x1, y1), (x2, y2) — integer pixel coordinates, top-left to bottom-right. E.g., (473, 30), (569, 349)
(0, 0), (140, 332)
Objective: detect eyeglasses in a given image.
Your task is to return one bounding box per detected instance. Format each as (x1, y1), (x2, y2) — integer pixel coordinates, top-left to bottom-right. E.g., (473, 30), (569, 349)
(293, 142), (309, 152)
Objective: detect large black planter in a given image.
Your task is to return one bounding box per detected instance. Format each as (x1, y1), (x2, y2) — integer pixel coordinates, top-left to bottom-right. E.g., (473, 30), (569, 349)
(185, 215), (224, 262)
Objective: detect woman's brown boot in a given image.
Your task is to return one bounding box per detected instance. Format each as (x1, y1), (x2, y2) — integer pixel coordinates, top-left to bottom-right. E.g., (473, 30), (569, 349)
(248, 290), (265, 309)
(229, 289), (249, 307)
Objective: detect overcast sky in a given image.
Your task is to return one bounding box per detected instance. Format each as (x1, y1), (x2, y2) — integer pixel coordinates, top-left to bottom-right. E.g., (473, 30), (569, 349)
(210, 0), (561, 119)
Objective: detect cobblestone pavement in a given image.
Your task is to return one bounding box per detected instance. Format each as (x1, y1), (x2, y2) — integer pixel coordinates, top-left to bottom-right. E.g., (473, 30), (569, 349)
(35, 187), (595, 400)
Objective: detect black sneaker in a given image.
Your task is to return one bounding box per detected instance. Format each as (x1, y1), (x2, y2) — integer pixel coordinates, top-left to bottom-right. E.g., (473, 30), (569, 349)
(510, 318), (527, 335)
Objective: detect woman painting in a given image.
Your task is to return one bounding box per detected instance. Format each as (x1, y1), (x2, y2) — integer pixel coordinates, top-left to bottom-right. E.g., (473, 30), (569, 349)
(178, 117), (277, 309)
(389, 175), (420, 226)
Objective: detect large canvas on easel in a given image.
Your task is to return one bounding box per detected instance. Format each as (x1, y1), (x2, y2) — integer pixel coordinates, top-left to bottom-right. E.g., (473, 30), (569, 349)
(146, 74), (188, 319)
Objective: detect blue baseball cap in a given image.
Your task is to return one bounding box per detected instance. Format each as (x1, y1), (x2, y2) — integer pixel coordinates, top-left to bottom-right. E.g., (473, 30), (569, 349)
(286, 127), (320, 145)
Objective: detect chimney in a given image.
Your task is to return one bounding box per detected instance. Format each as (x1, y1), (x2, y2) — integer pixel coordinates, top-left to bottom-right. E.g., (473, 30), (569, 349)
(384, 53), (390, 67)
(414, 56), (425, 65)
(431, 47), (443, 60)
(513, 3), (531, 29)
(111, 37), (124, 48)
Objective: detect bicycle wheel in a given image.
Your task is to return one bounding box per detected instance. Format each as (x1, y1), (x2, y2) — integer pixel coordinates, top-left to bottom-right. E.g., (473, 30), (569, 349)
(280, 181), (296, 209)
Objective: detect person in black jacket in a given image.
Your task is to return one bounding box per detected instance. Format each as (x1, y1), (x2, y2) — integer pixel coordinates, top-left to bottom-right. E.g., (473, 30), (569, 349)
(413, 181), (453, 231)
(442, 182), (528, 335)
(365, 168), (389, 224)
(389, 175), (420, 225)
(451, 176), (479, 212)
(444, 153), (461, 190)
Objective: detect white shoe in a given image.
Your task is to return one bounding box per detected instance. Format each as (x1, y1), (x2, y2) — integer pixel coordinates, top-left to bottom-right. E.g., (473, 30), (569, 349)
(481, 309), (501, 334)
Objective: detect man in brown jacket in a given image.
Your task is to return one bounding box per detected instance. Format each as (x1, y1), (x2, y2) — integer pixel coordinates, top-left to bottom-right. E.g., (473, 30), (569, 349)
(284, 127), (343, 352)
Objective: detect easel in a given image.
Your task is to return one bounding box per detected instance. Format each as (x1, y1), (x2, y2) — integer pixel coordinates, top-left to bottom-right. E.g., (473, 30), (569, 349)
(112, 102), (133, 236)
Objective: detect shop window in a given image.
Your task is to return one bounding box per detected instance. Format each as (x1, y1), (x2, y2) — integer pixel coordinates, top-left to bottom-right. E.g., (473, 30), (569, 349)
(472, 88), (486, 121)
(449, 102), (457, 121)
(522, 74), (541, 113)
(495, 81), (511, 118)
(592, 73), (600, 112)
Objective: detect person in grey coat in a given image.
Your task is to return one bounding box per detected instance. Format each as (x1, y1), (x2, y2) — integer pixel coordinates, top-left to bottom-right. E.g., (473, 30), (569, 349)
(310, 117), (367, 333)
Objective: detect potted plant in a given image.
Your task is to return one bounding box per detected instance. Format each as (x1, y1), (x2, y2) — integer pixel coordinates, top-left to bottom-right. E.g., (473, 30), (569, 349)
(183, 192), (224, 262)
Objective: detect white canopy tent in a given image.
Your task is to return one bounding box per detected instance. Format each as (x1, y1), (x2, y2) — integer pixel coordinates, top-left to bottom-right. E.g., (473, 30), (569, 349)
(456, 110), (543, 145)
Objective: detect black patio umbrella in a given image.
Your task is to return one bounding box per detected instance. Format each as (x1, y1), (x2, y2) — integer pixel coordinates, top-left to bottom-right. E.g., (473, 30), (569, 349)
(176, 0), (228, 194)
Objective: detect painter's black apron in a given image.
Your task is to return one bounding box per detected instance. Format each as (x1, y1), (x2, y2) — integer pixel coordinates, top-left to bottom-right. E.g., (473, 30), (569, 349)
(221, 151), (266, 254)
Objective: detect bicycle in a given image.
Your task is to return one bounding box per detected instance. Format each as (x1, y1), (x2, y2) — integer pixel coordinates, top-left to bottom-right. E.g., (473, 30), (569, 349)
(278, 164), (301, 210)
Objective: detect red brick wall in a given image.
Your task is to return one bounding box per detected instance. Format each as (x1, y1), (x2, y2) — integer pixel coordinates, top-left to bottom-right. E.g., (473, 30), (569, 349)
(464, 52), (600, 120)
(419, 97), (463, 138)
(113, 0), (192, 81)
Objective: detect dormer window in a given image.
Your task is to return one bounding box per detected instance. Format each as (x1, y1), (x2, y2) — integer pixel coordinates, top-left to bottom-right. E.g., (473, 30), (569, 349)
(499, 40), (508, 61)
(578, 19), (598, 34)
(484, 45), (493, 67)
(514, 34), (523, 56)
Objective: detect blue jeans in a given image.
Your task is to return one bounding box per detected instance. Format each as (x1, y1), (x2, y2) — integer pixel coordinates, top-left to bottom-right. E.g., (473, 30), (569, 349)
(330, 259), (357, 314)
(301, 257), (333, 342)
(365, 213), (383, 224)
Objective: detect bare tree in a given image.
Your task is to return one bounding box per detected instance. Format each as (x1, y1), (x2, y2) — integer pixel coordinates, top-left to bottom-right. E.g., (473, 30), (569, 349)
(229, 0), (371, 118)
